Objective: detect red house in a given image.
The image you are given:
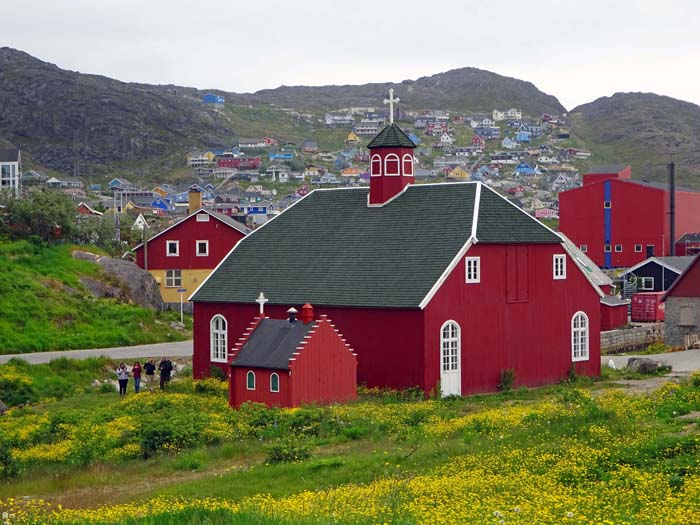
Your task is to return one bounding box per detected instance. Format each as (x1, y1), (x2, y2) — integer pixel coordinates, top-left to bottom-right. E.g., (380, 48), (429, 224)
(191, 123), (603, 397)
(133, 193), (249, 306)
(217, 157), (262, 170)
(560, 165), (700, 268)
(472, 135), (486, 148)
(228, 306), (357, 408)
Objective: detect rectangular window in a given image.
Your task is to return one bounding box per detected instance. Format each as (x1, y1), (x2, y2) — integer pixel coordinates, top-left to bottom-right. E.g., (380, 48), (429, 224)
(580, 245), (588, 253)
(615, 244), (623, 252)
(604, 244), (612, 253)
(465, 257), (480, 283)
(166, 240), (179, 256)
(641, 277), (654, 290)
(553, 254), (566, 279)
(196, 240), (209, 256)
(604, 201), (612, 208)
(165, 269), (182, 288)
(634, 244), (643, 253)
(196, 213), (210, 222)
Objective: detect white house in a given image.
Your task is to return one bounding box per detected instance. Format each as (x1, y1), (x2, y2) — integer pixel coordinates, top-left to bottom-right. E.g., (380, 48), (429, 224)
(0, 148), (21, 197)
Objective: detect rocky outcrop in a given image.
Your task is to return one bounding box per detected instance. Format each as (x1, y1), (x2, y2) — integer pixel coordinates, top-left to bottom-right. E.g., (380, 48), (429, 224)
(73, 251), (163, 310)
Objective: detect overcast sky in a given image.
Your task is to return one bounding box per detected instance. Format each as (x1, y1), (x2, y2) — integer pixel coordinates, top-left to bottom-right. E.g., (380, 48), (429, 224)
(3, 0), (699, 110)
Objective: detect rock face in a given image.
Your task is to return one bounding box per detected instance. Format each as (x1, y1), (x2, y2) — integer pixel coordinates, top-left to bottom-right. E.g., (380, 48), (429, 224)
(73, 251), (163, 310)
(627, 357), (662, 374)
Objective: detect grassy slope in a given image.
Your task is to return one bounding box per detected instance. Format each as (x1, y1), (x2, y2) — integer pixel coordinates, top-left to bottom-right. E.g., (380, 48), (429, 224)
(0, 240), (189, 353)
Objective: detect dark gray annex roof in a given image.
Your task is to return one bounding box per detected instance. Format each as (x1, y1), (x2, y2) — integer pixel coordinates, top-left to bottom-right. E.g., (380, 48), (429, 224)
(586, 165), (628, 174)
(0, 148), (19, 162)
(367, 124), (416, 149)
(232, 319), (313, 370)
(657, 256), (696, 272)
(191, 182), (561, 308)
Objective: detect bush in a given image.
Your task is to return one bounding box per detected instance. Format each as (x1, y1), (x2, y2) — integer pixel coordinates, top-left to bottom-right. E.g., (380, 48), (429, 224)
(0, 439), (19, 479)
(265, 442), (311, 465)
(209, 365), (227, 381)
(498, 369), (516, 392)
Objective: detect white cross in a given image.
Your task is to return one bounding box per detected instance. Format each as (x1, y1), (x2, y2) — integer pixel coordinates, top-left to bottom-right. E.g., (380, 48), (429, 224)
(383, 89), (400, 124)
(256, 292), (268, 315)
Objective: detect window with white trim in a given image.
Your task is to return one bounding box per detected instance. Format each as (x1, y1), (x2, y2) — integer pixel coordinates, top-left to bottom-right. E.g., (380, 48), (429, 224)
(641, 277), (654, 290)
(384, 154), (400, 176)
(604, 201), (612, 209)
(210, 315), (227, 362)
(196, 240), (209, 256)
(615, 244), (623, 252)
(465, 257), (480, 283)
(580, 245), (588, 253)
(402, 154), (414, 176)
(165, 269), (182, 288)
(246, 371), (256, 390)
(604, 244), (612, 253)
(270, 373), (280, 393)
(166, 240), (179, 256)
(571, 312), (589, 362)
(441, 321), (460, 373)
(634, 244), (643, 253)
(370, 154), (381, 177)
(553, 254), (566, 279)
(196, 213), (210, 222)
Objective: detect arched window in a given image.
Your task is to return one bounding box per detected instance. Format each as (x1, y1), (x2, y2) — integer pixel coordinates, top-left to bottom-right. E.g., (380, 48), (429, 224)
(402, 154), (414, 176)
(384, 154), (400, 176)
(370, 154), (382, 177)
(246, 371), (256, 390)
(440, 321), (461, 396)
(571, 312), (589, 362)
(270, 373), (280, 393)
(210, 315), (227, 363)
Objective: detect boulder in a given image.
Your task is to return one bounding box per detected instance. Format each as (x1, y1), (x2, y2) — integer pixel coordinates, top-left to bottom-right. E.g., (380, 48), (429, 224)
(627, 357), (662, 374)
(91, 379), (102, 388)
(0, 399), (7, 415)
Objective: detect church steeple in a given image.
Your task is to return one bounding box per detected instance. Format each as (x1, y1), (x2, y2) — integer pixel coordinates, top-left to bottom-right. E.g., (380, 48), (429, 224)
(367, 93), (416, 205)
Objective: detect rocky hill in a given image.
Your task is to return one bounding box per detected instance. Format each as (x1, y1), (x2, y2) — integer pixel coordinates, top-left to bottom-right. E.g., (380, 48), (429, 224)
(571, 93), (700, 186)
(241, 67), (566, 115)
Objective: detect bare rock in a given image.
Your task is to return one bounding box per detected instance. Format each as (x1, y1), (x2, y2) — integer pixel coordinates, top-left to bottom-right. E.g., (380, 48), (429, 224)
(91, 379), (101, 387)
(0, 399), (7, 415)
(627, 357), (662, 374)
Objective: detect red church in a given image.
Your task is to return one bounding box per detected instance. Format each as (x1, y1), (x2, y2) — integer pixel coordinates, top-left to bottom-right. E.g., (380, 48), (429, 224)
(228, 305), (357, 408)
(559, 165), (700, 269)
(191, 121), (604, 397)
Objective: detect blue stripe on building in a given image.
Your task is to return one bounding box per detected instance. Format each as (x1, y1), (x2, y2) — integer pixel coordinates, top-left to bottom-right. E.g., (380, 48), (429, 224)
(604, 181), (612, 268)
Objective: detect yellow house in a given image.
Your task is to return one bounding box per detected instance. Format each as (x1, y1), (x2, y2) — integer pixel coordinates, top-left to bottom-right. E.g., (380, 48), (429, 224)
(449, 166), (470, 179)
(345, 131), (361, 144)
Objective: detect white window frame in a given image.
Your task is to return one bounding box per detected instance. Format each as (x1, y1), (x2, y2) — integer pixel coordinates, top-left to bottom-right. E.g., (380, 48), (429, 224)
(634, 244), (643, 253)
(196, 240), (209, 256)
(166, 240), (179, 256)
(465, 257), (481, 283)
(370, 154), (382, 177)
(165, 269), (182, 288)
(580, 244), (588, 253)
(640, 277), (654, 290)
(553, 254), (566, 280)
(270, 373), (280, 393)
(615, 244), (623, 253)
(384, 153), (400, 176)
(402, 154), (414, 176)
(246, 371), (256, 390)
(196, 213), (210, 222)
(210, 315), (228, 363)
(604, 201), (612, 209)
(604, 244), (612, 253)
(440, 321), (461, 373)
(571, 312), (589, 362)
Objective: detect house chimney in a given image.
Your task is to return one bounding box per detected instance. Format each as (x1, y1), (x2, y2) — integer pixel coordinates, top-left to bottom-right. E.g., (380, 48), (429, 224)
(668, 161), (676, 256)
(188, 186), (203, 215)
(287, 307), (298, 323)
(301, 303), (314, 324)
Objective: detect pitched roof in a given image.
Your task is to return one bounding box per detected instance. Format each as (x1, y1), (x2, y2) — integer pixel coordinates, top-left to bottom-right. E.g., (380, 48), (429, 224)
(367, 124), (416, 149)
(0, 148), (20, 162)
(585, 165), (628, 174)
(559, 233), (613, 288)
(663, 252), (700, 299)
(231, 319), (313, 370)
(191, 182), (561, 308)
(623, 256), (695, 276)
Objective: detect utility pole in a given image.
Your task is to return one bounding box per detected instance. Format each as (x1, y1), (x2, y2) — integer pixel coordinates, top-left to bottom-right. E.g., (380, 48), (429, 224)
(668, 161), (676, 256)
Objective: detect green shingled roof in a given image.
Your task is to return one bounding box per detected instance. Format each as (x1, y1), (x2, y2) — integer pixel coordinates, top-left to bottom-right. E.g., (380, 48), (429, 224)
(367, 124), (416, 149)
(191, 183), (561, 308)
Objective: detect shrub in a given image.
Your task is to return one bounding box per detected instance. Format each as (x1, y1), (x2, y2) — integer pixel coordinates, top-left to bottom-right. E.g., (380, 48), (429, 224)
(498, 368), (516, 392)
(210, 365), (227, 381)
(265, 442), (311, 465)
(0, 439), (19, 479)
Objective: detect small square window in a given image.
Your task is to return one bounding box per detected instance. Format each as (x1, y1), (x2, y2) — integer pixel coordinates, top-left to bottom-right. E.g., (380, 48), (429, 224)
(165, 269), (182, 288)
(604, 201), (612, 209)
(196, 213), (210, 222)
(634, 244), (643, 253)
(196, 240), (209, 256)
(166, 240), (179, 256)
(615, 244), (623, 252)
(641, 277), (654, 290)
(465, 257), (480, 283)
(604, 244), (612, 253)
(580, 245), (588, 253)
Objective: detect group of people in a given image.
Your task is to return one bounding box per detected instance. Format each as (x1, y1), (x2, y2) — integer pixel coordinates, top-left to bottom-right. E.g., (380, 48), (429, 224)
(115, 357), (174, 395)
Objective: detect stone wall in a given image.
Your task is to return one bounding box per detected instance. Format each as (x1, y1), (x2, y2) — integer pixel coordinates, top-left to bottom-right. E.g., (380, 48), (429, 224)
(665, 297), (700, 346)
(601, 322), (664, 354)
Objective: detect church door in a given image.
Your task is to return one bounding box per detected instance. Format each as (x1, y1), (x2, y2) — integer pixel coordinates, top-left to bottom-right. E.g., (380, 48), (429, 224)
(440, 321), (461, 397)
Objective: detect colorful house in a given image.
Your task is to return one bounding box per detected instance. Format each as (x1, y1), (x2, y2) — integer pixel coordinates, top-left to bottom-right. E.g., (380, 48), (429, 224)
(228, 306), (357, 408)
(448, 166), (470, 179)
(202, 93), (225, 106)
(0, 148), (21, 197)
(345, 131), (361, 144)
(190, 121), (602, 396)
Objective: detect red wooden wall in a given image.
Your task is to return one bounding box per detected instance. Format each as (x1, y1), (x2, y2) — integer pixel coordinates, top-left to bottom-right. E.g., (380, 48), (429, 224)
(667, 256), (700, 297)
(230, 367), (291, 407)
(601, 303), (628, 331)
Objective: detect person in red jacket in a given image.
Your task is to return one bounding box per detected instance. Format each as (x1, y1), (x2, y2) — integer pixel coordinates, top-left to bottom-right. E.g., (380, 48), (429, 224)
(132, 361), (142, 393)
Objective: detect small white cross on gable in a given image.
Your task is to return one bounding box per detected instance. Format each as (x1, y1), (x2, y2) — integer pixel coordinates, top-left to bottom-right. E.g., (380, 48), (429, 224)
(383, 89), (400, 124)
(256, 292), (268, 315)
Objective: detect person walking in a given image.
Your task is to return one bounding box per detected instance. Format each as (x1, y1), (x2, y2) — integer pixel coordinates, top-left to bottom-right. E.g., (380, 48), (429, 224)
(132, 361), (142, 393)
(116, 363), (129, 396)
(144, 359), (156, 391)
(158, 357), (173, 391)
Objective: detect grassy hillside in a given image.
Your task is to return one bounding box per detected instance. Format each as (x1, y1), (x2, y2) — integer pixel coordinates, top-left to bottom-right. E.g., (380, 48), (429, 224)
(0, 240), (189, 353)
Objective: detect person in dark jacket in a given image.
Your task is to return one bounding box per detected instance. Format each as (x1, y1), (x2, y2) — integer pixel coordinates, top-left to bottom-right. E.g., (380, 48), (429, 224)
(158, 357), (173, 390)
(143, 359), (156, 391)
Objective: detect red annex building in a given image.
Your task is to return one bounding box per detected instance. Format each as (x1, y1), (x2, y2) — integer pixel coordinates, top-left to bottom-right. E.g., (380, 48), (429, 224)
(191, 123), (603, 397)
(229, 306), (357, 408)
(559, 165), (700, 268)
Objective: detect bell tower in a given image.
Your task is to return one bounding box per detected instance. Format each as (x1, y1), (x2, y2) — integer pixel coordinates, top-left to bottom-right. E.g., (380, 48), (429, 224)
(367, 90), (416, 206)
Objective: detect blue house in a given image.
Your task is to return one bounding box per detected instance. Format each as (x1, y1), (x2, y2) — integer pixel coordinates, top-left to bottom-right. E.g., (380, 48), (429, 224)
(514, 161), (537, 176)
(108, 178), (136, 191)
(269, 150), (294, 161)
(150, 196), (171, 213)
(501, 137), (516, 149)
(202, 93), (225, 106)
(516, 130), (531, 143)
(408, 133), (421, 145)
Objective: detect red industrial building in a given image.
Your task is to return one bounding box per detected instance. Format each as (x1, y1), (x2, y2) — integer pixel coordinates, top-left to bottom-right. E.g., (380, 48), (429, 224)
(559, 165), (700, 268)
(228, 306), (357, 408)
(217, 157), (262, 170)
(191, 122), (603, 398)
